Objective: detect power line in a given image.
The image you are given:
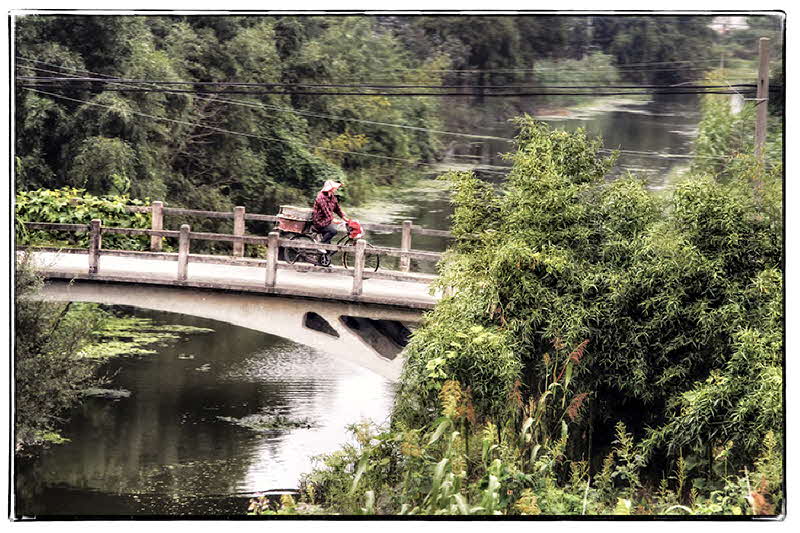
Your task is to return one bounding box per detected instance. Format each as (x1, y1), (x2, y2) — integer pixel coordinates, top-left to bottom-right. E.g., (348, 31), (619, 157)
(21, 87), (733, 165)
(15, 59), (513, 142)
(13, 55), (752, 79)
(16, 84), (759, 97)
(17, 76), (758, 91)
(355, 58), (730, 74)
(16, 68), (762, 87)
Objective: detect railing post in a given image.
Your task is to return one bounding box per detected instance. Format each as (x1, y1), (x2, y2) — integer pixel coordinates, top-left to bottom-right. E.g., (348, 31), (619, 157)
(150, 201), (163, 252)
(265, 231), (278, 288)
(352, 239), (366, 296)
(400, 220), (413, 272)
(177, 224), (190, 281)
(233, 205), (245, 257)
(88, 219), (101, 274)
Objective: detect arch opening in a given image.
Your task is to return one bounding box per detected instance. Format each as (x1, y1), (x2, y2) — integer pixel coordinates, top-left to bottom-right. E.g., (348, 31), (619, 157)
(339, 316), (412, 361)
(303, 312), (340, 338)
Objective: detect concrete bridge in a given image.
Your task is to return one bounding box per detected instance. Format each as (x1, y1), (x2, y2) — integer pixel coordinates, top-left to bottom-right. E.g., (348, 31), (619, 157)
(19, 199), (454, 378)
(20, 203), (450, 380)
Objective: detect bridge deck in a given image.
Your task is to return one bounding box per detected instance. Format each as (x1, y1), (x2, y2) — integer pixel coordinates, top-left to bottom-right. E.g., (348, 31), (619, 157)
(28, 251), (439, 310)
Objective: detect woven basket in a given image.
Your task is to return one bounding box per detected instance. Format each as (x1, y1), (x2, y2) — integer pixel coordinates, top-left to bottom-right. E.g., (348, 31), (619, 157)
(277, 205), (313, 233)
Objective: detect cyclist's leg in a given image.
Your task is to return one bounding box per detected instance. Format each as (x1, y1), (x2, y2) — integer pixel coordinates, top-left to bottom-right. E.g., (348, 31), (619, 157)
(319, 224), (338, 244)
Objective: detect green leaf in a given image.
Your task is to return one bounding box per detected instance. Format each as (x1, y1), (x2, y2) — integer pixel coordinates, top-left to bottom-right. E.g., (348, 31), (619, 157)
(453, 493), (470, 515)
(428, 418), (451, 445)
(350, 457), (368, 495)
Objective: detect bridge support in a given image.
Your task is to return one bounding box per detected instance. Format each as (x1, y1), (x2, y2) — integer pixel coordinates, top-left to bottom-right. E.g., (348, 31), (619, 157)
(352, 240), (366, 295)
(233, 206), (245, 257)
(265, 231), (278, 287)
(400, 220), (412, 272)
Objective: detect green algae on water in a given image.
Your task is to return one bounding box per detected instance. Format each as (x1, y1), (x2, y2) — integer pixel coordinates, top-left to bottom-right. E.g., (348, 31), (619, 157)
(217, 409), (317, 432)
(81, 388), (132, 399)
(78, 315), (215, 361)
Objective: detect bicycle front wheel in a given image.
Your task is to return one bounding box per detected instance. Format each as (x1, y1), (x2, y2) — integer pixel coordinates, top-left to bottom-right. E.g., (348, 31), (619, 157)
(342, 240), (380, 272)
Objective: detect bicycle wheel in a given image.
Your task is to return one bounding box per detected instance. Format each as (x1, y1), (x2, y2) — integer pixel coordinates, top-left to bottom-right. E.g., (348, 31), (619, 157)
(342, 240), (380, 272)
(284, 234), (316, 264)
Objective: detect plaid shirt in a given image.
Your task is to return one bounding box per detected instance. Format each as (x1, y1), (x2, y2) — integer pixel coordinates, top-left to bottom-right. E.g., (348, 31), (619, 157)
(312, 191), (344, 230)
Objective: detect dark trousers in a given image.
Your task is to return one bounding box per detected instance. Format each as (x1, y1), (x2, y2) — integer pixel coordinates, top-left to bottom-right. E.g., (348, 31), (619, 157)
(318, 223), (338, 244)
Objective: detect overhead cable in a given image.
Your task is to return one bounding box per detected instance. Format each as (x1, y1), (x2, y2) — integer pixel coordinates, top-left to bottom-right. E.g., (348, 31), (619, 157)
(16, 84), (759, 97)
(16, 76), (759, 91)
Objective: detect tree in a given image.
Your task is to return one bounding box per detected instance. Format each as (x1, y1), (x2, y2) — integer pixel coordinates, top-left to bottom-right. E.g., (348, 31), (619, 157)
(591, 16), (719, 84)
(15, 14), (445, 218)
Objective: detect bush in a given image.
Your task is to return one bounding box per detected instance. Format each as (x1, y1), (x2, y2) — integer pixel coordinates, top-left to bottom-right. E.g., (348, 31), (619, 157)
(16, 187), (151, 250)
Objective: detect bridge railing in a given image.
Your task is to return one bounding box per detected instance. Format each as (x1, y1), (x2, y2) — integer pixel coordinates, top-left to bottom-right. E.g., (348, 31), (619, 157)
(20, 219), (441, 297)
(72, 198), (452, 273)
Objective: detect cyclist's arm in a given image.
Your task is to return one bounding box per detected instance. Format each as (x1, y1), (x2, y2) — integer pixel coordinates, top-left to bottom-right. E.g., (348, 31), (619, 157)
(333, 200), (349, 222)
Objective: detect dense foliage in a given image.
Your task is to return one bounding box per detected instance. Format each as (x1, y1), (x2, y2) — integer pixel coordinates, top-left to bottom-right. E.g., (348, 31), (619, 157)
(261, 377), (781, 515)
(14, 16), (444, 215)
(14, 256), (106, 450)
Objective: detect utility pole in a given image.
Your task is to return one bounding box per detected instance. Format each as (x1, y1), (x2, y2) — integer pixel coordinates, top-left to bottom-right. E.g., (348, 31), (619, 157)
(754, 37), (770, 161)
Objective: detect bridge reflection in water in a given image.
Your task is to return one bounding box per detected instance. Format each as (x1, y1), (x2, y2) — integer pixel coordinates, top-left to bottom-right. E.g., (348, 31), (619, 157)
(39, 277), (427, 381)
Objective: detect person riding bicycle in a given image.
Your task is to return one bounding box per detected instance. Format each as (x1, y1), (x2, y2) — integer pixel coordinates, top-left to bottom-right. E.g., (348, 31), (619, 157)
(312, 180), (349, 245)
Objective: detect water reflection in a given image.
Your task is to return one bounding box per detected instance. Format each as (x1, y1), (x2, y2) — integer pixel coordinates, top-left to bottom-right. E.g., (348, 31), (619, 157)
(15, 307), (394, 516)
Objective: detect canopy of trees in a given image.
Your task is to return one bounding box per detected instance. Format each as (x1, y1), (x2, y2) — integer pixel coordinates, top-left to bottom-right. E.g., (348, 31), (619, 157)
(16, 14), (775, 215)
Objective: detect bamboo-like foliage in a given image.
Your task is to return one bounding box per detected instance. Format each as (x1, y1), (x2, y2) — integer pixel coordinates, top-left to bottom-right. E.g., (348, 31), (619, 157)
(396, 115), (782, 477)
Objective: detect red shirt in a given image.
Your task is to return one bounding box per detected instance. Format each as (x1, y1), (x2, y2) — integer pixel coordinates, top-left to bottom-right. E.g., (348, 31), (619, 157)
(312, 191), (344, 230)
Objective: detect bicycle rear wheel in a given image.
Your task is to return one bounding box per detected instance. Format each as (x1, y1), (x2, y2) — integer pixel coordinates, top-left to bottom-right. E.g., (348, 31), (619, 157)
(284, 234), (316, 264)
(342, 240), (380, 272)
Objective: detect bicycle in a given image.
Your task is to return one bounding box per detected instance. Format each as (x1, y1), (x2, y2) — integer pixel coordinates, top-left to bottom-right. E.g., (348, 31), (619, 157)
(276, 206), (379, 271)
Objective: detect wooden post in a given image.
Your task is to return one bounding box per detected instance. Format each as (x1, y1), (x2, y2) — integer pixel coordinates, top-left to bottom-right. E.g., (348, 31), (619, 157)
(88, 219), (101, 274)
(233, 205), (245, 257)
(400, 220), (412, 272)
(755, 37), (770, 161)
(150, 201), (163, 252)
(352, 239), (366, 296)
(177, 224), (190, 281)
(265, 231), (278, 288)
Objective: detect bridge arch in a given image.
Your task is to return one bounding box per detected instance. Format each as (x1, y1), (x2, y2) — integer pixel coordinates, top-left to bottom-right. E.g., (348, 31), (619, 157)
(38, 279), (421, 381)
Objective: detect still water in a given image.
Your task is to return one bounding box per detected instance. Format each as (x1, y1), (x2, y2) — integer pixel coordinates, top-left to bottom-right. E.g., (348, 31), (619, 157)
(445, 94), (701, 189)
(15, 308), (394, 516)
(15, 95), (701, 517)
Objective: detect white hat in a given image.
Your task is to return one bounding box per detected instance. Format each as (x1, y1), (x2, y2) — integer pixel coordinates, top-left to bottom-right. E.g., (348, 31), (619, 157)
(322, 180), (342, 192)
